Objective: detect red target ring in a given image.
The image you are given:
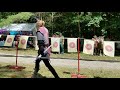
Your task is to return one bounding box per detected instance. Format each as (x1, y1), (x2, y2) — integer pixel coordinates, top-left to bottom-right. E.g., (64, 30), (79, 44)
(85, 44), (92, 50)
(105, 45), (113, 52)
(53, 42), (58, 47)
(69, 42), (75, 48)
(7, 38), (12, 43)
(21, 39), (26, 45)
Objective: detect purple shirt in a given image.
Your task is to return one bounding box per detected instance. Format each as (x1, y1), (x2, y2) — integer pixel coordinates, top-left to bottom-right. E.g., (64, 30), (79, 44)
(38, 26), (51, 55)
(38, 26), (49, 45)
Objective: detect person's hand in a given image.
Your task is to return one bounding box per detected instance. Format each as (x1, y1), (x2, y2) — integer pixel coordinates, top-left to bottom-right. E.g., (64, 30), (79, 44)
(45, 44), (49, 47)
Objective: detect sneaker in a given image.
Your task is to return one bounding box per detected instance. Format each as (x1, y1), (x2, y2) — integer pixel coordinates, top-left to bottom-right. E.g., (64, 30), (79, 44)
(31, 72), (38, 78)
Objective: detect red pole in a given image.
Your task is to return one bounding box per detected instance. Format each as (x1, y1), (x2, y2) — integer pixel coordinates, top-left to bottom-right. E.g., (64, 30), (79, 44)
(72, 38), (86, 78)
(9, 35), (25, 70)
(15, 37), (18, 68)
(78, 37), (80, 74)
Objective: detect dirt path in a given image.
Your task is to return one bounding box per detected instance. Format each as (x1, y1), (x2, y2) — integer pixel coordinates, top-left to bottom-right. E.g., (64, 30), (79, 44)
(0, 53), (120, 70)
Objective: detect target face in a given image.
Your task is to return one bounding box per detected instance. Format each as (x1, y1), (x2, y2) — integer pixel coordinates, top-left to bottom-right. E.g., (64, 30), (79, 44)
(53, 42), (58, 47)
(85, 44), (92, 50)
(69, 42), (75, 48)
(7, 38), (12, 43)
(21, 39), (26, 45)
(105, 45), (113, 52)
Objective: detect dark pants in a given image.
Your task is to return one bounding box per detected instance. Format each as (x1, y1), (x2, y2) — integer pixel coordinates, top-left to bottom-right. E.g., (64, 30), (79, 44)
(34, 45), (59, 78)
(60, 43), (64, 54)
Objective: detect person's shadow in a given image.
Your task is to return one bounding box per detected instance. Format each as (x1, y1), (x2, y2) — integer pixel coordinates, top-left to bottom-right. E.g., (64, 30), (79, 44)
(31, 73), (47, 78)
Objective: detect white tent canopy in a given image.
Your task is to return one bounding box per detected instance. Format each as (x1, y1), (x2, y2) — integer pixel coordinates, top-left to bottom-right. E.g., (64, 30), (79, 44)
(2, 23), (36, 31)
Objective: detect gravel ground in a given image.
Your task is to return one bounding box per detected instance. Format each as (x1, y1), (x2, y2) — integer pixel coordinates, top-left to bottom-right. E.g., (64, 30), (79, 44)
(0, 53), (120, 70)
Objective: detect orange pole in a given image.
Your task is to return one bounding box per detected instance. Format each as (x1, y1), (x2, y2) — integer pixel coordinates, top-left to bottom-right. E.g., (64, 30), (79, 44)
(78, 37), (80, 74)
(15, 37), (18, 67)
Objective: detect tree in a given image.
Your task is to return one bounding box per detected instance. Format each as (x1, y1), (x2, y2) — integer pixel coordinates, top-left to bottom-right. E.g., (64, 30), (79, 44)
(0, 12), (34, 27)
(1, 12), (120, 40)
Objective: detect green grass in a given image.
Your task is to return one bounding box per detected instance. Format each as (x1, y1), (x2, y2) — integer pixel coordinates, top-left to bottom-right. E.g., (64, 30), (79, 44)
(1, 63), (120, 78)
(0, 47), (120, 78)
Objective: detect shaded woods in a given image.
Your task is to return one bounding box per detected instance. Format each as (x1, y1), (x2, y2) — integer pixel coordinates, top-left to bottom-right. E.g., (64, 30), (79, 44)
(0, 12), (120, 40)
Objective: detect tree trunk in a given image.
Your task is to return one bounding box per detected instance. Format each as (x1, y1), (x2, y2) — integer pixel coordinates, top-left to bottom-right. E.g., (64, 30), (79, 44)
(38, 12), (42, 20)
(51, 12), (54, 35)
(78, 12), (81, 37)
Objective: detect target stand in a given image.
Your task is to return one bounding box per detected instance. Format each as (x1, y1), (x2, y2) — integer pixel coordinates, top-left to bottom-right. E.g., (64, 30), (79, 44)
(71, 73), (87, 78)
(9, 36), (26, 71)
(9, 65), (26, 71)
(71, 37), (87, 78)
